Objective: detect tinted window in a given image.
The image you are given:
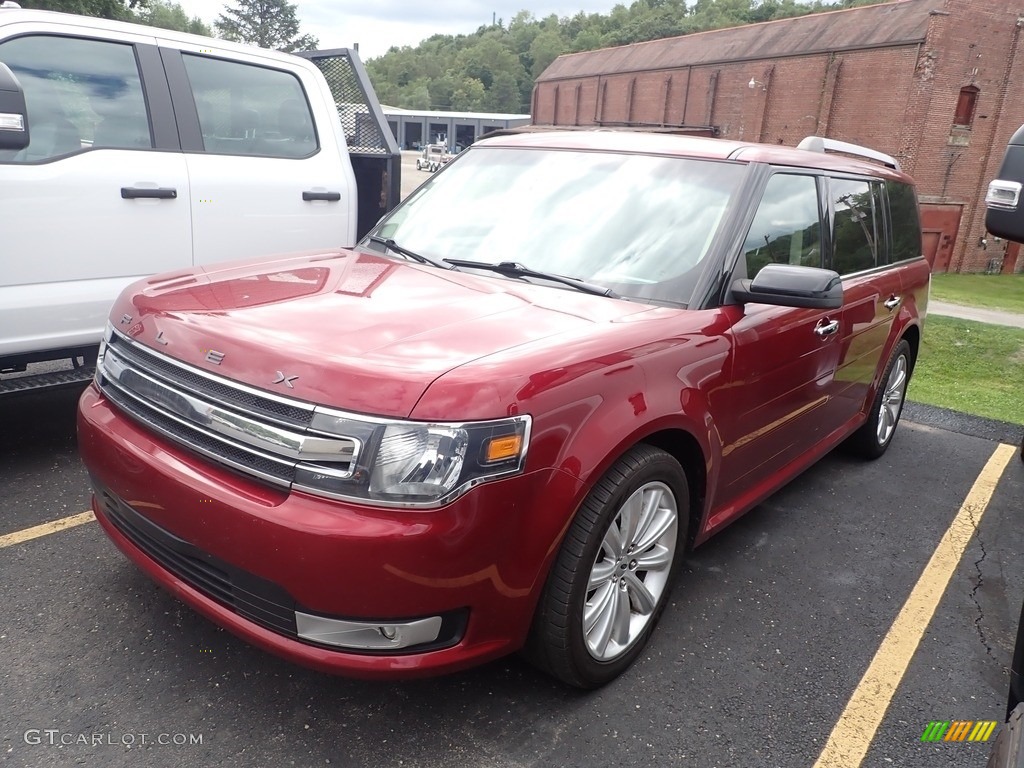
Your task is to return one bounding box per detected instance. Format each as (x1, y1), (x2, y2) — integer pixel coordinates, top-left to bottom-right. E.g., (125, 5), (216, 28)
(0, 35), (150, 163)
(743, 174), (822, 279)
(831, 178), (883, 274)
(886, 181), (922, 263)
(182, 55), (316, 158)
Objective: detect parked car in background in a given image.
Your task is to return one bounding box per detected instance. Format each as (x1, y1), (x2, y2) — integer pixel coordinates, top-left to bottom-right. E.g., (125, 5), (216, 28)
(78, 129), (929, 688)
(0, 6), (398, 396)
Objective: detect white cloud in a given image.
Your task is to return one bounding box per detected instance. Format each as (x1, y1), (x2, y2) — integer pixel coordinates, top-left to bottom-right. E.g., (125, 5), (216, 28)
(174, 0), (623, 59)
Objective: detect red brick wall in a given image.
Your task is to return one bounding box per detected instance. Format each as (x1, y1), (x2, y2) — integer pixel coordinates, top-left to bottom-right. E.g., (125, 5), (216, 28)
(532, 0), (1024, 272)
(914, 0), (1024, 272)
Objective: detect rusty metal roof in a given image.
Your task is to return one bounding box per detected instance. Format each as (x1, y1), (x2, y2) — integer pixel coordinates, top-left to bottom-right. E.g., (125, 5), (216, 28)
(537, 0), (945, 82)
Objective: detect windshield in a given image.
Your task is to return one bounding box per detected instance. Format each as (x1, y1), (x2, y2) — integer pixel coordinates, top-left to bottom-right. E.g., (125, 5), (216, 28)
(371, 146), (746, 306)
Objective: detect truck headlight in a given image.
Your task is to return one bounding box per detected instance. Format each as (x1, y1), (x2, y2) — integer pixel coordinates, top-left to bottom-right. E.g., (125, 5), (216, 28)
(294, 412), (531, 507)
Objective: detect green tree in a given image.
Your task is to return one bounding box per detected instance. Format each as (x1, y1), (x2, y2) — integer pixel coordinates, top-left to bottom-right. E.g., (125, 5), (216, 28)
(138, 0), (211, 35)
(529, 26), (566, 79)
(19, 0), (143, 20)
(450, 76), (486, 111)
(487, 70), (522, 112)
(363, 0), (871, 115)
(214, 0), (318, 52)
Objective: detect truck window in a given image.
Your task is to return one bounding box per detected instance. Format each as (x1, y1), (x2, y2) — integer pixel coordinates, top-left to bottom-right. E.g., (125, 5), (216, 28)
(181, 55), (317, 159)
(0, 35), (150, 163)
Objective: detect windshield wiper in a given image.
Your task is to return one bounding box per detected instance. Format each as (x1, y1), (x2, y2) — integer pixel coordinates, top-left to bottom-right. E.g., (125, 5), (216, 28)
(444, 260), (619, 298)
(365, 235), (456, 270)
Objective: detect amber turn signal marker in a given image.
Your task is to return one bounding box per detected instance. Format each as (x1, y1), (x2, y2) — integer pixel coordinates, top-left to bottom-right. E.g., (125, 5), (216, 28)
(485, 435), (522, 463)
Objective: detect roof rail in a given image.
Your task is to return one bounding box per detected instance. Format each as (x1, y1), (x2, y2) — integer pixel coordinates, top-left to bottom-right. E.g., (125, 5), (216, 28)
(797, 136), (900, 172)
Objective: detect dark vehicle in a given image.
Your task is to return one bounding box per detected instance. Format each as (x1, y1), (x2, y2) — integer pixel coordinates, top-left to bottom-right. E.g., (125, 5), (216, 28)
(983, 127), (1024, 767)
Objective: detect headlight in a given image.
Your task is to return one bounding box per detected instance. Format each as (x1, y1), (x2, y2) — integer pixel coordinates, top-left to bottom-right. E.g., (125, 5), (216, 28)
(294, 412), (531, 507)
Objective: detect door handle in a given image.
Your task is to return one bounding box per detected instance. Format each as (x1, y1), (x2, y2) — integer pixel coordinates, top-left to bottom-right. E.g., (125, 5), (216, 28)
(814, 319), (840, 337)
(121, 186), (177, 199)
(302, 190), (341, 202)
(883, 295), (901, 311)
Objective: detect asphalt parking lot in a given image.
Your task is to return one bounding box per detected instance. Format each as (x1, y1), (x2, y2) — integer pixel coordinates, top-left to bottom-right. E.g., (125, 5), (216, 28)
(1, 386), (1021, 768)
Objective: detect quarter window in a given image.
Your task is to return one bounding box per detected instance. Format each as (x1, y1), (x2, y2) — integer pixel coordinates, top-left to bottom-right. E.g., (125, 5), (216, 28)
(831, 178), (883, 274)
(0, 35), (151, 163)
(182, 55), (317, 158)
(742, 174), (823, 279)
(886, 181), (922, 263)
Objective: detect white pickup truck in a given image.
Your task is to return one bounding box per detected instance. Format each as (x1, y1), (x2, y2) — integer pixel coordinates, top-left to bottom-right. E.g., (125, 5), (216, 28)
(0, 6), (400, 394)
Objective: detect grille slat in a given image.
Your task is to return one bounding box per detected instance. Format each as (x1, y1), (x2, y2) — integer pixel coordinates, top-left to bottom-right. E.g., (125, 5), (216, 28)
(98, 331), (356, 492)
(101, 379), (296, 487)
(108, 334), (312, 427)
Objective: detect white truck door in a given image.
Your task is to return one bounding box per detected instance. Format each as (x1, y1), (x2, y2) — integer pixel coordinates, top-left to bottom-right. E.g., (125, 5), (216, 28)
(168, 49), (357, 264)
(0, 30), (191, 358)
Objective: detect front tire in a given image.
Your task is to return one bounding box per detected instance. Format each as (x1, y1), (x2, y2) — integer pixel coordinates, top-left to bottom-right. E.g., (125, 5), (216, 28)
(846, 339), (912, 459)
(525, 444), (689, 688)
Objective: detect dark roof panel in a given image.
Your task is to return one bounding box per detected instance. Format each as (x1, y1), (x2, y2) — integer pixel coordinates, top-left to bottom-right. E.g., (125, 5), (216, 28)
(538, 0), (944, 82)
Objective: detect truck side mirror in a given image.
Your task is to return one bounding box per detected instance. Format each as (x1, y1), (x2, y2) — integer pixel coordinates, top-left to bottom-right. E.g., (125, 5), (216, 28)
(0, 62), (29, 151)
(985, 124), (1024, 242)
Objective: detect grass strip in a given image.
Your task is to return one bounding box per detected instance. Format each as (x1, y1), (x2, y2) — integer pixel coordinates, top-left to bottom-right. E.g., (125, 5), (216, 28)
(909, 315), (1024, 425)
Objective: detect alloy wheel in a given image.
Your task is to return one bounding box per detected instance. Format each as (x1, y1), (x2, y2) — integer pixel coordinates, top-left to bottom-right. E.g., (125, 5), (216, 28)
(876, 353), (908, 445)
(583, 481), (678, 661)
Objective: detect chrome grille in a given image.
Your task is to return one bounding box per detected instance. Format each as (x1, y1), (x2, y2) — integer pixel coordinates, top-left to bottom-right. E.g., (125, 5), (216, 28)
(98, 331), (358, 490)
(107, 334), (313, 426)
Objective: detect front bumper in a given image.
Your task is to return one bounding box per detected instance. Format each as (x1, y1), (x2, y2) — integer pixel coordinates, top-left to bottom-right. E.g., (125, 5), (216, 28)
(79, 385), (582, 678)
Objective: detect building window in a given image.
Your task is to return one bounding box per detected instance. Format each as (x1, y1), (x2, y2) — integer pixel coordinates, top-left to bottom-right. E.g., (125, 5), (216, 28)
(953, 86), (979, 128)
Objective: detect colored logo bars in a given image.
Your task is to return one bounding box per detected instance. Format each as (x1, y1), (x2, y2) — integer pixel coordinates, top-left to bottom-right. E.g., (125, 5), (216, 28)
(921, 721), (998, 742)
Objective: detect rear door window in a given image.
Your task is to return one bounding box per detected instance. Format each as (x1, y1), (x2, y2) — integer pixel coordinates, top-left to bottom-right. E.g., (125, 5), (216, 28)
(181, 54), (317, 158)
(830, 177), (885, 274)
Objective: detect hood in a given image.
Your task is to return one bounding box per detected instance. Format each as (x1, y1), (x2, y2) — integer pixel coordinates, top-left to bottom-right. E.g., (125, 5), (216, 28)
(111, 249), (657, 417)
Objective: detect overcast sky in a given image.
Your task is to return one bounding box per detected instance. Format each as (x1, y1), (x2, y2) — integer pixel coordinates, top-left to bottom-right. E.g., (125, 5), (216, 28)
(174, 1), (624, 60)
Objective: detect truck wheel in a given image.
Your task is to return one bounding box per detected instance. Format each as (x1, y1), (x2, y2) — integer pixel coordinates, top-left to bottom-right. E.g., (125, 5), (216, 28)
(525, 444), (688, 688)
(846, 339), (911, 460)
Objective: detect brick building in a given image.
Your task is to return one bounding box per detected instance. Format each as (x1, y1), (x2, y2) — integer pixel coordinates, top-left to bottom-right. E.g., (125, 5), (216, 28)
(532, 0), (1024, 273)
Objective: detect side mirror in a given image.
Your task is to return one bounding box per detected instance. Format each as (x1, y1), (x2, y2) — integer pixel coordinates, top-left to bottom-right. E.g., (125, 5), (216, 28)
(985, 124), (1024, 242)
(0, 62), (29, 151)
(731, 263), (843, 310)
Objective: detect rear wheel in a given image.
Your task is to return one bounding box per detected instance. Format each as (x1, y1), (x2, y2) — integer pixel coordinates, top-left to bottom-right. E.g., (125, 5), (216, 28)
(846, 339), (911, 459)
(525, 444), (689, 688)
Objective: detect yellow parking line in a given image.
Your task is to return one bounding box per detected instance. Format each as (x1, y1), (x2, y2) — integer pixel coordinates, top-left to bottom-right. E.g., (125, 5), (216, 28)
(813, 442), (1018, 768)
(0, 511), (95, 549)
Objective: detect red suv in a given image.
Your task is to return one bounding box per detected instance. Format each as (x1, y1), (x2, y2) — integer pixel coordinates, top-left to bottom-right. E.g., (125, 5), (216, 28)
(78, 130), (929, 688)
